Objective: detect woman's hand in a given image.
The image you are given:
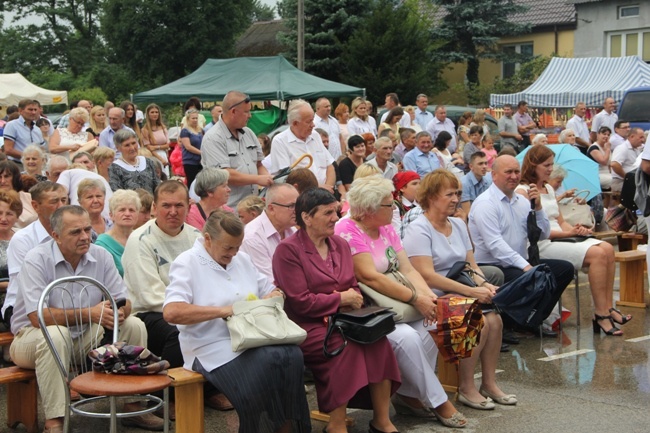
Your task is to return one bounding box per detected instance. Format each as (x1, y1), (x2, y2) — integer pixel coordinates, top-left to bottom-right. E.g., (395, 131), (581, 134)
(528, 184), (542, 210)
(263, 289), (285, 299)
(569, 224), (592, 236)
(470, 285), (497, 304)
(339, 288), (363, 310)
(413, 293), (437, 323)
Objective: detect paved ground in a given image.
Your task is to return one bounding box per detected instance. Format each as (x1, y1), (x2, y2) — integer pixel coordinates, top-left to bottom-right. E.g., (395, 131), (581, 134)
(1, 268), (650, 433)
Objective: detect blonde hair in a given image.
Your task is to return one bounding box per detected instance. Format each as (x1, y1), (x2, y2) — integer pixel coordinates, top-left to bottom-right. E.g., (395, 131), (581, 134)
(353, 163), (381, 180)
(237, 195), (266, 216)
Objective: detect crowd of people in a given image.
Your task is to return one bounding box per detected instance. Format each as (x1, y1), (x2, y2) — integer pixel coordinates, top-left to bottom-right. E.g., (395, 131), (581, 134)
(0, 91), (642, 433)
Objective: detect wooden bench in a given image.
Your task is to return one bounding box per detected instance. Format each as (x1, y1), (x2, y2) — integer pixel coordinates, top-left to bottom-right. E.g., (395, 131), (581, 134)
(618, 233), (648, 252)
(615, 250), (647, 308)
(0, 332), (14, 347)
(0, 366), (38, 433)
(593, 230), (622, 241)
(437, 353), (459, 393)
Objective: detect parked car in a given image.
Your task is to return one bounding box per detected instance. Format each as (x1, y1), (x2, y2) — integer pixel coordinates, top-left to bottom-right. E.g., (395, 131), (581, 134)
(617, 87), (650, 131)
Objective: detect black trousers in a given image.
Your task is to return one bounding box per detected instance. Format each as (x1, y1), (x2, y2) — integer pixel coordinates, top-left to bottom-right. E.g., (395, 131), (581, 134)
(183, 164), (202, 188)
(136, 311), (184, 368)
(483, 259), (574, 327)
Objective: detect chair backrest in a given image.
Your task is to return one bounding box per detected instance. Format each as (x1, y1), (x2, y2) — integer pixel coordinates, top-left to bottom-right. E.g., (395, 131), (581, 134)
(37, 276), (119, 382)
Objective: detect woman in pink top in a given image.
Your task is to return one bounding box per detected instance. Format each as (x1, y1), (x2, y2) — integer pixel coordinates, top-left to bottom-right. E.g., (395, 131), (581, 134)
(186, 167), (233, 230)
(141, 104), (171, 173)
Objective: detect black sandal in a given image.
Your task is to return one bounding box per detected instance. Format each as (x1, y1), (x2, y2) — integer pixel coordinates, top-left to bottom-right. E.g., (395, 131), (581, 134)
(593, 314), (623, 336)
(609, 307), (632, 325)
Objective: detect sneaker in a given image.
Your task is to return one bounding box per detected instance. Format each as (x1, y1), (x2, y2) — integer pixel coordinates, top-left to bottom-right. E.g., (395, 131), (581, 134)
(121, 412), (165, 431)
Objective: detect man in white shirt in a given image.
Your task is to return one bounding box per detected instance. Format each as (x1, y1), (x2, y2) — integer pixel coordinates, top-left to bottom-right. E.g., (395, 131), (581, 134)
(565, 102), (590, 153)
(379, 93), (411, 128)
(366, 137), (398, 180)
(610, 120), (630, 150)
(241, 184), (298, 279)
(1, 182), (68, 327)
(611, 127), (645, 191)
(469, 155), (573, 334)
(425, 105), (458, 152)
(590, 97), (618, 143)
(314, 97), (344, 159)
(270, 100), (335, 192)
(414, 94), (434, 130)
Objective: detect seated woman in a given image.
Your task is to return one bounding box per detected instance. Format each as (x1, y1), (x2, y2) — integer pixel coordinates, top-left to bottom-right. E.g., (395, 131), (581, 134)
(186, 167), (232, 230)
(517, 145), (629, 335)
(20, 144), (47, 182)
(163, 211), (311, 433)
(586, 126), (613, 191)
(531, 133), (548, 146)
(402, 169), (515, 410)
(335, 175), (467, 428)
(95, 190), (141, 277)
(77, 178), (112, 242)
(108, 129), (160, 194)
(236, 195), (266, 225)
(273, 188), (401, 433)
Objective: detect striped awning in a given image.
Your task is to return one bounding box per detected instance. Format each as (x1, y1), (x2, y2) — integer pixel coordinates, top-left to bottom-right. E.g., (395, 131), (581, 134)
(490, 56), (650, 108)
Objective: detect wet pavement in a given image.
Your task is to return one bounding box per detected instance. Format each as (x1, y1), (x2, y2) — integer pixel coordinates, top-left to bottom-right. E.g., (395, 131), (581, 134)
(2, 268), (650, 432)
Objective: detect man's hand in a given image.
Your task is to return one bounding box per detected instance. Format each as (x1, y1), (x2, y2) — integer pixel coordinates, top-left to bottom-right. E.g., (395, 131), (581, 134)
(91, 301), (124, 329)
(257, 174), (274, 187)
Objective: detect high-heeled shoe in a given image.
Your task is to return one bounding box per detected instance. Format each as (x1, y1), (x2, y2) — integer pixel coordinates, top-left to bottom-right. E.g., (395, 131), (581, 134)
(592, 314), (623, 336)
(609, 307), (632, 325)
(368, 421), (399, 433)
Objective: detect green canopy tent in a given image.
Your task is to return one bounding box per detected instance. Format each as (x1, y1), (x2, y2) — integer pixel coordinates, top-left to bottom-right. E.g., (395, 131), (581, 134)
(133, 56), (365, 103)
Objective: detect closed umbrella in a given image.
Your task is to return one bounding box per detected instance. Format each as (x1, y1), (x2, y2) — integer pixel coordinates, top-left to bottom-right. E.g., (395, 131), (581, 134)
(259, 153), (313, 198)
(527, 199), (541, 266)
(516, 144), (600, 200)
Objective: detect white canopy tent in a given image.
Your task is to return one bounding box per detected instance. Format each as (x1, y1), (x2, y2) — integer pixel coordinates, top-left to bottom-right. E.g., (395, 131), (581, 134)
(0, 73), (68, 106)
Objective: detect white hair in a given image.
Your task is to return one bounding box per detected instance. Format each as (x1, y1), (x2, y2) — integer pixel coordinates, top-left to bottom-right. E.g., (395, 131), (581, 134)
(287, 99), (311, 124)
(347, 175), (394, 220)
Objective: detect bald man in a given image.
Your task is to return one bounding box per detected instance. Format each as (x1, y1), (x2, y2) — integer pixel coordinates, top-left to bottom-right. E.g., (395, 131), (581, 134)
(590, 97), (618, 143)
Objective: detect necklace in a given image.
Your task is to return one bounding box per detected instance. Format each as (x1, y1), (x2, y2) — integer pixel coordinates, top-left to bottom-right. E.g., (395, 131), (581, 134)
(120, 157), (139, 168)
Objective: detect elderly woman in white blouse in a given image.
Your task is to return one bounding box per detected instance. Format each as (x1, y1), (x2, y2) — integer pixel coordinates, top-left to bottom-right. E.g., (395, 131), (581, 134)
(163, 211), (310, 433)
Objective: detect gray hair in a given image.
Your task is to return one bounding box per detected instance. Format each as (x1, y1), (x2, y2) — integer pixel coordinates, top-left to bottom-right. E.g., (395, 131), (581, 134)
(532, 133), (547, 145)
(69, 107), (89, 124)
(375, 136), (392, 150)
(347, 175), (394, 220)
(72, 151), (93, 163)
(21, 144), (46, 164)
(203, 209), (244, 239)
(558, 128), (574, 143)
(287, 99), (311, 124)
(109, 189), (141, 214)
(549, 164), (567, 181)
(77, 178), (106, 200)
(194, 167), (230, 199)
(113, 128), (137, 147)
(415, 131), (432, 142)
(51, 205), (88, 235)
(266, 183), (297, 204)
(46, 155), (70, 172)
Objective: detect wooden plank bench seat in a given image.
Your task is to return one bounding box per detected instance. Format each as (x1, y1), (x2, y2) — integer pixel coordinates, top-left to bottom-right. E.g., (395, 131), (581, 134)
(0, 332), (14, 347)
(615, 250), (647, 308)
(592, 230), (622, 240)
(0, 366), (38, 433)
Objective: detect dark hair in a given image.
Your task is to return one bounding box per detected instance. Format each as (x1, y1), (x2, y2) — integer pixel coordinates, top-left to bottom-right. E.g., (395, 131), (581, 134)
(469, 125), (482, 136)
(30, 181), (66, 203)
(614, 120), (628, 129)
(0, 160), (23, 191)
(385, 93), (400, 106)
(20, 174), (38, 192)
(470, 151), (487, 163)
(520, 144), (554, 185)
(517, 101), (528, 108)
(503, 104), (513, 109)
(385, 107), (404, 124)
(257, 133), (271, 156)
(153, 180), (189, 204)
(598, 126), (612, 134)
(35, 118), (50, 128)
(433, 131), (452, 151)
(295, 188), (337, 229)
(6, 105), (18, 115)
(184, 97), (202, 112)
(347, 134), (366, 151)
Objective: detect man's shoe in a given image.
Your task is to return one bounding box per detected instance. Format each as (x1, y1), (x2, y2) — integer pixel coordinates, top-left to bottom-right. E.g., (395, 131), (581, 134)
(121, 412), (165, 431)
(502, 330), (519, 345)
(537, 326), (558, 338)
(154, 401), (175, 421)
(500, 343), (510, 353)
(206, 393), (234, 411)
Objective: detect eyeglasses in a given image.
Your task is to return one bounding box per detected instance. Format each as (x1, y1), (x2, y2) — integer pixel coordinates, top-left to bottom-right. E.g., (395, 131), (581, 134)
(231, 96), (251, 110)
(271, 202), (296, 209)
(379, 203), (395, 208)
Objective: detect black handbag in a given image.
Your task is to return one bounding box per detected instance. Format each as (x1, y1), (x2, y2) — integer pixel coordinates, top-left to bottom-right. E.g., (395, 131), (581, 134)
(446, 261), (486, 287)
(323, 306), (396, 358)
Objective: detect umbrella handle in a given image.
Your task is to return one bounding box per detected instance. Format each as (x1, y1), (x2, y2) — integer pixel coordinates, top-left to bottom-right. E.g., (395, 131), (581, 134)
(530, 198), (536, 210)
(290, 153), (313, 170)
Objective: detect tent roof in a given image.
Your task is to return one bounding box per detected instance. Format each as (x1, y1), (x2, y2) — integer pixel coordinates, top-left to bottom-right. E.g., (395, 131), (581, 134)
(0, 73), (68, 106)
(490, 56), (650, 108)
(133, 56), (365, 103)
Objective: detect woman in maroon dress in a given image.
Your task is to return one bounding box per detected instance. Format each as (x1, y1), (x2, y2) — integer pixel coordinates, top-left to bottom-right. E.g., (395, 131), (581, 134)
(273, 188), (401, 433)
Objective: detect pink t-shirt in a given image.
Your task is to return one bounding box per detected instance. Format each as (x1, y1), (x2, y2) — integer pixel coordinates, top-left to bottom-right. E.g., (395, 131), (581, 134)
(484, 148), (497, 169)
(335, 218), (403, 273)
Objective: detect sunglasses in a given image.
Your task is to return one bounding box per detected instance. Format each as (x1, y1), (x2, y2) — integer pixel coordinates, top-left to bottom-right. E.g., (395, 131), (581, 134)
(231, 96), (251, 110)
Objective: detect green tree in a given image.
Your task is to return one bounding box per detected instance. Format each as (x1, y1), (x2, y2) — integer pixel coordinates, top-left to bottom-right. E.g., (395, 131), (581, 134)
(277, 0), (369, 82)
(431, 0), (531, 96)
(341, 0), (446, 104)
(0, 0), (104, 77)
(252, 0), (276, 21)
(101, 0), (255, 86)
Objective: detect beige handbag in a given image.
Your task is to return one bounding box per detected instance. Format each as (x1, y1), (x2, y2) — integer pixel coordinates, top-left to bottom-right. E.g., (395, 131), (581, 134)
(357, 270), (423, 323)
(558, 190), (595, 228)
(226, 296), (307, 352)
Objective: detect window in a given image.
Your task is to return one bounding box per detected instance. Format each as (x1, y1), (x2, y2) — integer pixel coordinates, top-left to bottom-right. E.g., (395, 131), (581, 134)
(608, 31), (650, 61)
(619, 5), (640, 19)
(502, 43), (533, 78)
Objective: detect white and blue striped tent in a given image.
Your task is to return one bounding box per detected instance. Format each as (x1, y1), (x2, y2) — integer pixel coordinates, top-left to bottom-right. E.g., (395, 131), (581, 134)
(490, 56), (650, 108)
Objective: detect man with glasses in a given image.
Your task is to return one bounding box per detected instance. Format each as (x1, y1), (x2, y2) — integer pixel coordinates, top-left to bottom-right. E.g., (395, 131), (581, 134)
(241, 183), (299, 279)
(98, 107), (135, 155)
(202, 91), (273, 208)
(610, 120), (630, 150)
(2, 99), (45, 166)
(611, 127), (645, 192)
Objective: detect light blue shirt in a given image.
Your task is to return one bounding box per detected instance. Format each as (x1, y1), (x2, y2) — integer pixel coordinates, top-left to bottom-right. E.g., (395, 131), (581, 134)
(469, 183), (550, 270)
(2, 115), (45, 160)
(461, 171), (492, 203)
(402, 147), (441, 177)
(426, 117), (458, 152)
(414, 108), (434, 131)
(98, 125), (135, 157)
